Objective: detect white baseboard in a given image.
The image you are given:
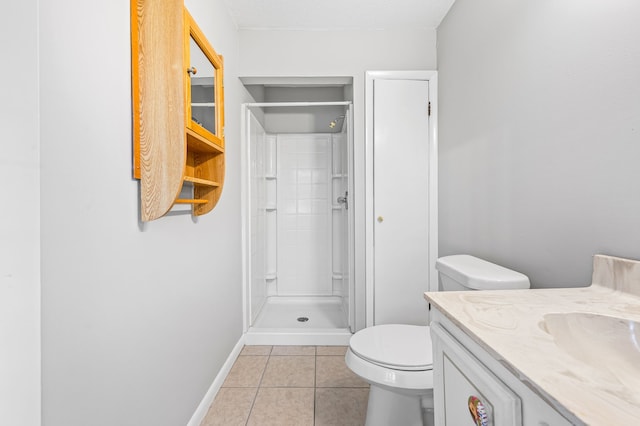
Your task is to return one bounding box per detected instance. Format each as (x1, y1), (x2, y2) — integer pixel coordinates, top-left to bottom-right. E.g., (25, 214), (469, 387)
(244, 328), (352, 346)
(186, 335), (245, 426)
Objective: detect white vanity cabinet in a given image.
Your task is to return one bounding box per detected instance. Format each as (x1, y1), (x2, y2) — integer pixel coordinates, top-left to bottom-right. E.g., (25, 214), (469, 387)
(430, 310), (574, 426)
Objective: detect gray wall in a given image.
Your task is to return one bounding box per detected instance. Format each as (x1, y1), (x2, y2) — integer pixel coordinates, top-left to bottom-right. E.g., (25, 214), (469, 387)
(437, 0), (640, 287)
(0, 0), (40, 424)
(40, 0), (244, 425)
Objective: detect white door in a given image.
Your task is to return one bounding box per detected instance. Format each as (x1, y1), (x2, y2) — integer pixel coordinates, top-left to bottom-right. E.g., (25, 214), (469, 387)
(373, 79), (431, 325)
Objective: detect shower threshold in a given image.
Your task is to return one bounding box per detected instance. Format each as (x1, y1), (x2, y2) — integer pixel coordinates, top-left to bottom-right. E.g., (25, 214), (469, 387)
(245, 296), (352, 346)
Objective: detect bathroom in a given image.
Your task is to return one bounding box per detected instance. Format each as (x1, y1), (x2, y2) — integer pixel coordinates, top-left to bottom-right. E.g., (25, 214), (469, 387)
(6, 0), (640, 425)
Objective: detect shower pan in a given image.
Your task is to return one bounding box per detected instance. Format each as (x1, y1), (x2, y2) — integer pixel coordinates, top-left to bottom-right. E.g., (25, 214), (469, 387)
(242, 100), (354, 345)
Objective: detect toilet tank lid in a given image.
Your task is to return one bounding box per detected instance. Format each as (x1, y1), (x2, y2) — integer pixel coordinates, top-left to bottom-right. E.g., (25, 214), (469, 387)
(436, 255), (530, 290)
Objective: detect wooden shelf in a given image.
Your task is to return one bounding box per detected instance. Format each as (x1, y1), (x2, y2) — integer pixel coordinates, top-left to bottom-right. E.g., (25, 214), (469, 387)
(186, 127), (224, 155)
(175, 198), (208, 204)
(183, 175), (220, 187)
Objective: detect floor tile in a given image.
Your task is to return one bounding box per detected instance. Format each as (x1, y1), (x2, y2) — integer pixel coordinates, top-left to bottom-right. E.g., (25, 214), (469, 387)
(247, 387), (314, 426)
(240, 345), (273, 356)
(315, 388), (369, 426)
(200, 387), (257, 426)
(316, 356), (369, 388)
(261, 355), (315, 387)
(316, 346), (348, 356)
(271, 345), (316, 356)
(223, 355), (268, 387)
(208, 345), (373, 425)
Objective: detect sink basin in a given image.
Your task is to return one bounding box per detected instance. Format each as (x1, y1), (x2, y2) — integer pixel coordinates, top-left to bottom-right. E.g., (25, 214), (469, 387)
(542, 312), (640, 390)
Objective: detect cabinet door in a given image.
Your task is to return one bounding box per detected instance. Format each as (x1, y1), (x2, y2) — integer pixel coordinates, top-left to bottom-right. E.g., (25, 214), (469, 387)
(431, 323), (522, 426)
(185, 10), (224, 147)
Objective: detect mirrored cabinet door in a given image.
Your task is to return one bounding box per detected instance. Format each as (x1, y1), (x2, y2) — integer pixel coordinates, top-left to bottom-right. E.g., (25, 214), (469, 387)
(185, 12), (224, 147)
(188, 36), (216, 135)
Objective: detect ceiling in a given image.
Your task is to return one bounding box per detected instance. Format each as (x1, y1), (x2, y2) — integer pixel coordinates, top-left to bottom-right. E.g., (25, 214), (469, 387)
(222, 0), (456, 30)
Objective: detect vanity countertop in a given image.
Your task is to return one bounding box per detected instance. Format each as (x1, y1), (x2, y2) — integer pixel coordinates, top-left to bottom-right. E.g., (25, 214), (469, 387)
(424, 254), (640, 426)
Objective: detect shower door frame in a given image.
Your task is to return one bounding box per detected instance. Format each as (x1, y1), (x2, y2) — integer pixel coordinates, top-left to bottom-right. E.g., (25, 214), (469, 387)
(240, 101), (355, 335)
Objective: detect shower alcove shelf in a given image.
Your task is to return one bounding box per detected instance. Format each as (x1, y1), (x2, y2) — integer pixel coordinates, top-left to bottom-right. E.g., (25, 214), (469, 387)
(131, 0), (225, 221)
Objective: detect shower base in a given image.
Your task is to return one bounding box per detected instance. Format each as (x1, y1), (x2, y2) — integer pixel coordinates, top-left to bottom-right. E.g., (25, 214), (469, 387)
(245, 296), (352, 346)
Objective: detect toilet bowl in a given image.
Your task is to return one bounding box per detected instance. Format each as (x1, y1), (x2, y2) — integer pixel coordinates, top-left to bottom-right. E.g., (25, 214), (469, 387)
(345, 324), (434, 426)
(346, 255), (530, 426)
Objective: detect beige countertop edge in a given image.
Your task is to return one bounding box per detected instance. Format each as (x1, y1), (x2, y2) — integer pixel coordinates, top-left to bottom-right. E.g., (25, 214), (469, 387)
(424, 286), (640, 426)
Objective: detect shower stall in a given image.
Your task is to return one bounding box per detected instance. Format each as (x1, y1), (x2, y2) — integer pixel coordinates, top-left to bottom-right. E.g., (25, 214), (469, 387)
(241, 91), (354, 345)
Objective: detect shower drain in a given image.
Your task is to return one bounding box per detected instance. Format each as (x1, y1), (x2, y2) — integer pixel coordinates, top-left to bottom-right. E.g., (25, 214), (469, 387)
(297, 317), (309, 322)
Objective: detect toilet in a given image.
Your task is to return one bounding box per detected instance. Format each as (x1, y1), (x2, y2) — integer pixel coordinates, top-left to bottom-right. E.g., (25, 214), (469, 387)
(345, 255), (530, 426)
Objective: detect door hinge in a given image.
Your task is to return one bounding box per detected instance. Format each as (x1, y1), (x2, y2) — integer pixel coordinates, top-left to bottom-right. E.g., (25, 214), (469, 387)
(428, 101), (431, 116)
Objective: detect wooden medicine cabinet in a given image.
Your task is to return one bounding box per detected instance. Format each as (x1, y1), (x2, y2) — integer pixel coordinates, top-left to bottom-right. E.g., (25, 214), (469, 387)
(131, 0), (225, 221)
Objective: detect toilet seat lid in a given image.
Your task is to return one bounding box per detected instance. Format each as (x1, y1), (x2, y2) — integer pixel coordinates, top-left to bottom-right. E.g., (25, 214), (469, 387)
(349, 324), (433, 371)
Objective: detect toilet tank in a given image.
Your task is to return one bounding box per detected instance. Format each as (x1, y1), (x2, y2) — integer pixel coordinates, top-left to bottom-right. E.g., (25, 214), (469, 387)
(435, 255), (530, 291)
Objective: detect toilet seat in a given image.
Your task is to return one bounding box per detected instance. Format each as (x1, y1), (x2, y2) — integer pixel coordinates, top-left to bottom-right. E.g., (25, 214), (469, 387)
(349, 324), (433, 371)
(345, 324), (434, 392)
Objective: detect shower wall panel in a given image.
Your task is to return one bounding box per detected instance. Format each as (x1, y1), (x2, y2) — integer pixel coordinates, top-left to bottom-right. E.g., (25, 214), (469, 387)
(276, 134), (332, 296)
(264, 134), (277, 295)
(331, 131), (349, 312)
(249, 113), (268, 322)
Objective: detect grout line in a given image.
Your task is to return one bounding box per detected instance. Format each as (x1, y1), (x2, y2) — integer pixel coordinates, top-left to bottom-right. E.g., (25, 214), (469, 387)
(256, 351), (269, 389)
(244, 346), (269, 426)
(313, 346), (317, 426)
(243, 387), (258, 426)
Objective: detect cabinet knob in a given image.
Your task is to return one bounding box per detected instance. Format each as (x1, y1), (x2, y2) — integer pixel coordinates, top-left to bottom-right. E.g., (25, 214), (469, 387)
(187, 66), (198, 75)
(468, 396), (488, 426)
(377, 216), (384, 223)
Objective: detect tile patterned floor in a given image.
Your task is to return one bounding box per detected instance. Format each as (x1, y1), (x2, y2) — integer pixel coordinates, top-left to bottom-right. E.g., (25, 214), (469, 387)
(201, 345), (369, 426)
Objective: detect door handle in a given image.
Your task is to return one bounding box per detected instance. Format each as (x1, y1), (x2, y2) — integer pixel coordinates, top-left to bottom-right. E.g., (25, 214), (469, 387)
(337, 192), (348, 210)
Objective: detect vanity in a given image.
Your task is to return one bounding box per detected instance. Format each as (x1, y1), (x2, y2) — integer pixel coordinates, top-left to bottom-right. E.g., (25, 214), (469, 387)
(425, 254), (640, 426)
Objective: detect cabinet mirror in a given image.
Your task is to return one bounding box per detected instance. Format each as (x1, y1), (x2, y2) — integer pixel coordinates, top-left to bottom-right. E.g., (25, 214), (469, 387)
(186, 12), (224, 146)
(189, 36), (216, 135)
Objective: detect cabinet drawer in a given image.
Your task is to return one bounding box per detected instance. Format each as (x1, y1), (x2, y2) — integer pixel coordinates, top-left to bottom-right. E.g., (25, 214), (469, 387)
(431, 323), (522, 426)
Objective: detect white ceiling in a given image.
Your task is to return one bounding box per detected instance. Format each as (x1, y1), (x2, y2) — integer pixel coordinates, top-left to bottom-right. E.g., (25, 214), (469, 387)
(222, 0), (456, 30)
